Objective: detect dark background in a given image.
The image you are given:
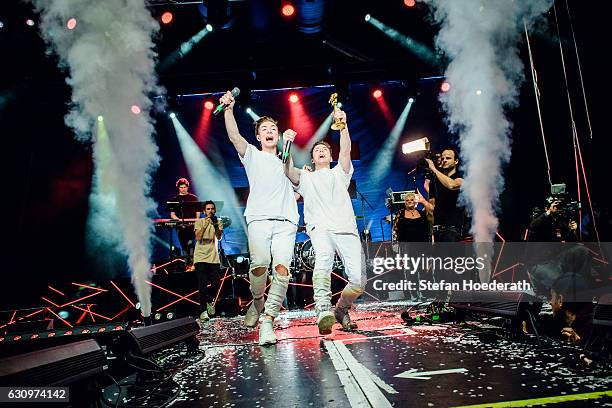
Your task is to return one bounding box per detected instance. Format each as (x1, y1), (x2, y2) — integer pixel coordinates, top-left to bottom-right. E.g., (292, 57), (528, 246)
(1, 0), (609, 309)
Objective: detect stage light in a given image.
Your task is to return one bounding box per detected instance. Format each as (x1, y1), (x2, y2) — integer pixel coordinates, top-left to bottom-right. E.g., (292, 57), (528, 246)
(441, 81), (451, 92)
(166, 312), (175, 320)
(402, 137), (429, 155)
(404, 0), (416, 7)
(97, 115), (104, 122)
(58, 310), (69, 319)
(204, 100), (214, 110)
(245, 108), (252, 114)
(372, 89), (383, 99)
(408, 97), (414, 103)
(289, 93), (299, 103)
(364, 14), (371, 22)
(161, 12), (173, 25)
(169, 112), (176, 118)
(135, 302), (141, 310)
(154, 312), (162, 320)
(66, 18), (77, 30)
(282, 3), (295, 17)
(476, 89), (482, 95)
(131, 105), (141, 115)
(26, 19), (35, 27)
(206, 24), (213, 32)
(0, 21), (4, 29)
(236, 255), (244, 263)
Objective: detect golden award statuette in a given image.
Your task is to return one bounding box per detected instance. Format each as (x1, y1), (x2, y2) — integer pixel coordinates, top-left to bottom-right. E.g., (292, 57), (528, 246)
(329, 93), (346, 131)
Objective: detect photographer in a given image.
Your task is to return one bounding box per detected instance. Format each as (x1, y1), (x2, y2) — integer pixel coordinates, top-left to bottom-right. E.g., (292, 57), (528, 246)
(528, 199), (579, 242)
(527, 198), (592, 298)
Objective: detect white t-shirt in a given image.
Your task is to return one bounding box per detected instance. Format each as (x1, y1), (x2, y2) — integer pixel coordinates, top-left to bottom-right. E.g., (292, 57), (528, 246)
(239, 143), (299, 225)
(297, 162), (357, 234)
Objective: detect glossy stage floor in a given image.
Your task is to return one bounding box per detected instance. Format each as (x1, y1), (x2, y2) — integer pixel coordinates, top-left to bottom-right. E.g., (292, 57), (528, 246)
(105, 301), (612, 408)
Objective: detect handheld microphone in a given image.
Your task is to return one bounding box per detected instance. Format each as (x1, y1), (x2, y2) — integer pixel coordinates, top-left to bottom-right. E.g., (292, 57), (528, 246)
(282, 139), (292, 164)
(213, 87), (240, 116)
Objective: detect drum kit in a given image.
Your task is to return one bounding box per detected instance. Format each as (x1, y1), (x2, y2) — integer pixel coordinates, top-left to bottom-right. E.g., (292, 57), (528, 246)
(291, 239), (344, 275)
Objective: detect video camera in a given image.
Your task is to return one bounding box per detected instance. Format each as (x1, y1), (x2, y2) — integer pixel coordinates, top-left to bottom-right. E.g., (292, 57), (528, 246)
(547, 183), (580, 214)
(531, 183), (580, 221)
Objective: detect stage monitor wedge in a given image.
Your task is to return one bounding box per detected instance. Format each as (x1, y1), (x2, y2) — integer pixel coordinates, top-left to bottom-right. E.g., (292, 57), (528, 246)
(0, 339), (106, 386)
(449, 290), (541, 318)
(593, 293), (612, 327)
(127, 316), (199, 355)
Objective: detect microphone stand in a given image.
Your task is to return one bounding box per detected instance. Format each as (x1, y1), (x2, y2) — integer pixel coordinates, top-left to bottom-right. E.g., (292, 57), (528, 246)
(356, 189), (374, 262)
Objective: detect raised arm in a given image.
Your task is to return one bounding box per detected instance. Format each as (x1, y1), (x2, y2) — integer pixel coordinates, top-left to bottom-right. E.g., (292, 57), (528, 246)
(416, 188), (434, 214)
(426, 159), (462, 190)
(282, 129), (301, 186)
(220, 91), (248, 157)
(336, 109), (352, 174)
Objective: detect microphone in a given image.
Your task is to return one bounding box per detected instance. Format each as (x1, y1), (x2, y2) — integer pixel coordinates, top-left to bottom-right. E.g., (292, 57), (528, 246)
(213, 87), (240, 116)
(282, 139), (292, 164)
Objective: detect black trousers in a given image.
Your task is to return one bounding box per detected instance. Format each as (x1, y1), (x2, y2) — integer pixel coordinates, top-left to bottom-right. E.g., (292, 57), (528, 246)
(195, 262), (221, 312)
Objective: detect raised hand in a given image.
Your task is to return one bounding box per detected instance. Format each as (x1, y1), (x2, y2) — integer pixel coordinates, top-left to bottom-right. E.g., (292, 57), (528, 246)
(219, 91), (235, 110)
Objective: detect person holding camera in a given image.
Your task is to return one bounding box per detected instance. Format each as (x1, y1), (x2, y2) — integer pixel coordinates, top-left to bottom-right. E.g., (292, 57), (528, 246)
(425, 148), (465, 242)
(193, 200), (224, 321)
(527, 198), (592, 299)
(528, 199), (578, 242)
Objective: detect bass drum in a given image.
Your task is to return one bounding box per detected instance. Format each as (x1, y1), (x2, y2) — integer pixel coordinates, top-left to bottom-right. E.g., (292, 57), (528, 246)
(298, 239), (344, 272)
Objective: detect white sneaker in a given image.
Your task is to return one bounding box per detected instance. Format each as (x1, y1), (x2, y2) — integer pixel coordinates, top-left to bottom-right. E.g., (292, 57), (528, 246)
(199, 311), (210, 321)
(258, 319), (277, 346)
(334, 308), (357, 331)
(244, 298), (264, 327)
(317, 311), (335, 335)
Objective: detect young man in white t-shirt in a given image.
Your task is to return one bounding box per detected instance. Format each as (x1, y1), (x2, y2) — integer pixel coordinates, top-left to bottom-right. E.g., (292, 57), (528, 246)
(220, 91), (299, 346)
(283, 109), (365, 334)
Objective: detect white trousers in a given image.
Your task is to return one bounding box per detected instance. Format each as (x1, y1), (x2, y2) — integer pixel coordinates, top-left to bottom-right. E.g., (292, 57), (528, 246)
(309, 227), (366, 314)
(247, 219), (297, 318)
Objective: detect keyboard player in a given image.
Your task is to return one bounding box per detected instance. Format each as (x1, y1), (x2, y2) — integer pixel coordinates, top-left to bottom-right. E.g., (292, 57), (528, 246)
(170, 178), (200, 270)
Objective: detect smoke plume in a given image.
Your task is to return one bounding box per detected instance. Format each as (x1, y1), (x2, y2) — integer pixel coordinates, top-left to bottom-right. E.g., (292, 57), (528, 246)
(31, 0), (161, 316)
(426, 0), (552, 244)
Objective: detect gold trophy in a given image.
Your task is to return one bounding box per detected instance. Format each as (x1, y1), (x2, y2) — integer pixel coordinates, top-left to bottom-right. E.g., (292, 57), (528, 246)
(329, 93), (346, 131)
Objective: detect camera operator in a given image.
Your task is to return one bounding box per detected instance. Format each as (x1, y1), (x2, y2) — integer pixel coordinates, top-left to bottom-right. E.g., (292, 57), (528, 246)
(425, 148), (465, 242)
(529, 199), (578, 242)
(527, 198), (592, 299)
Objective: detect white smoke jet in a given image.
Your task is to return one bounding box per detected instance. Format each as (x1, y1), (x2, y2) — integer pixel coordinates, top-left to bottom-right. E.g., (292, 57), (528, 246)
(85, 120), (124, 278)
(425, 0), (552, 245)
(31, 0), (162, 317)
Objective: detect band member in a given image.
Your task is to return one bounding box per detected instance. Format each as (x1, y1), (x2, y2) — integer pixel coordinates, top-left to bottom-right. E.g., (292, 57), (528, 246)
(194, 201), (224, 321)
(220, 91), (299, 346)
(284, 109), (365, 334)
(170, 178), (200, 269)
(392, 192), (431, 243)
(425, 148), (464, 242)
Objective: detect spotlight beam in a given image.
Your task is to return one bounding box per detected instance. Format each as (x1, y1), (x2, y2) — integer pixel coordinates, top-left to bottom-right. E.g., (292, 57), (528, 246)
(246, 107), (261, 121)
(158, 25), (213, 72)
(367, 97), (415, 185)
(321, 37), (372, 62)
(366, 15), (440, 67)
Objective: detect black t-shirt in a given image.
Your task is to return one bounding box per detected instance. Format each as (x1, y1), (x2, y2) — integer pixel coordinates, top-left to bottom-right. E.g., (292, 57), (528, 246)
(429, 171), (464, 228)
(395, 210), (429, 242)
(171, 193), (199, 219)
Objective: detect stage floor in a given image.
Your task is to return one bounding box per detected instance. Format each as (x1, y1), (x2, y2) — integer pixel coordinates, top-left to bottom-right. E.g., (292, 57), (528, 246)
(116, 302), (612, 408)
